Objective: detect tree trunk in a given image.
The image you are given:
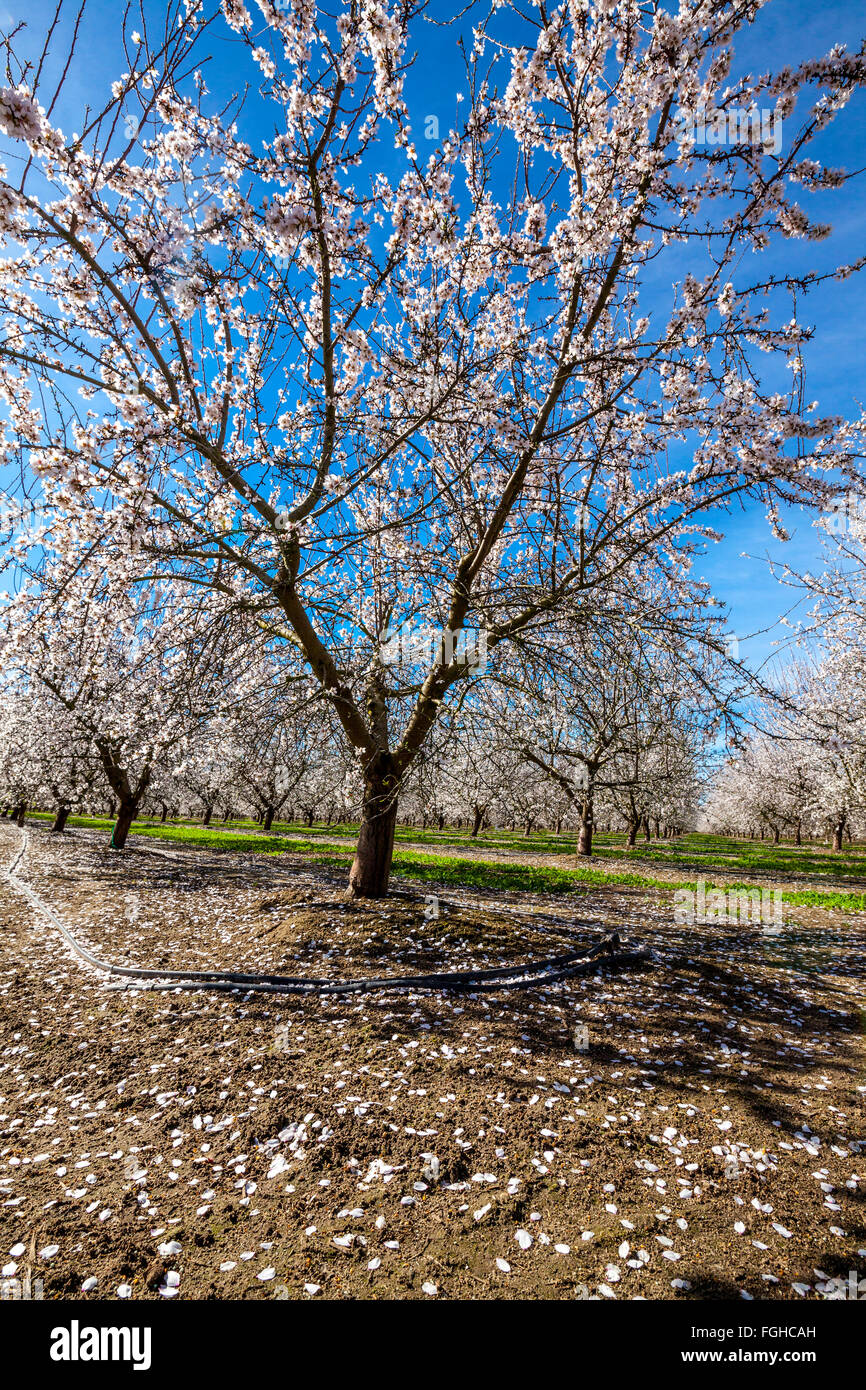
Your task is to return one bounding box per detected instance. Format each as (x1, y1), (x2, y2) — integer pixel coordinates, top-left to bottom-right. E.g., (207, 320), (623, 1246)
(111, 801), (137, 849)
(349, 762), (399, 898)
(626, 819), (638, 848)
(14, 803), (26, 827)
(202, 805), (213, 826)
(160, 804), (168, 822)
(832, 816), (846, 853)
(772, 826), (780, 844)
(577, 798), (593, 857)
(263, 805), (276, 832)
(51, 806), (70, 833)
(642, 816), (651, 842)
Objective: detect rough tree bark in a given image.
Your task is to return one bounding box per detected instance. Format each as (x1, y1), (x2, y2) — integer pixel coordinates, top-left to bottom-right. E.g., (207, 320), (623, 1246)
(111, 801), (138, 849)
(577, 796), (594, 857)
(96, 740), (151, 851)
(348, 758), (400, 898)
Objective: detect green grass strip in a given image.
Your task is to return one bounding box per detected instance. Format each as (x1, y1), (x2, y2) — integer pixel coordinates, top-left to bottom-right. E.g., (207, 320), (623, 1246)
(21, 815), (866, 912)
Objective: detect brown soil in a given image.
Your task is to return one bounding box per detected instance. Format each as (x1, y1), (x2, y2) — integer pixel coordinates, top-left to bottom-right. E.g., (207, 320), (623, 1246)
(1, 822), (864, 1302)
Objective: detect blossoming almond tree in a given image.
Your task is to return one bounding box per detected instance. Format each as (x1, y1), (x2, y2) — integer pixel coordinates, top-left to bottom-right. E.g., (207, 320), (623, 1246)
(702, 732), (812, 842)
(0, 691), (102, 830)
(0, 691), (46, 823)
(704, 638), (866, 849)
(1, 0), (865, 893)
(171, 718), (239, 823)
(0, 565), (265, 847)
(604, 734), (701, 845)
(229, 699), (337, 830)
(783, 656), (866, 849)
(505, 588), (720, 854)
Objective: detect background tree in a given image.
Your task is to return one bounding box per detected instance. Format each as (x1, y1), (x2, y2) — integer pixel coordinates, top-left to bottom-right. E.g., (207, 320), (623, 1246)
(0, 565), (262, 847)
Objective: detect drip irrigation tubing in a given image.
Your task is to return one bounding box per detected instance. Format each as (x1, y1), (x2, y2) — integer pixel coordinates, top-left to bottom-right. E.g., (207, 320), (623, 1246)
(2, 826), (652, 998)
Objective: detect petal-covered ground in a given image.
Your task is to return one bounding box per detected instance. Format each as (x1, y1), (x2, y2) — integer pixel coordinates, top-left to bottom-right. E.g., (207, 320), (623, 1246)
(1, 821), (864, 1301)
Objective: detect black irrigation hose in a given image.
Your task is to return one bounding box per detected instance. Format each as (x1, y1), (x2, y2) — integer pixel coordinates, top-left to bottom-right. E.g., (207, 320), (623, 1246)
(3, 828), (651, 998)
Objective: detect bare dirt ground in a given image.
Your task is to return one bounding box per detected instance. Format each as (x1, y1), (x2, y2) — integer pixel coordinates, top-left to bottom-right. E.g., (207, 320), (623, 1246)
(1, 821), (864, 1302)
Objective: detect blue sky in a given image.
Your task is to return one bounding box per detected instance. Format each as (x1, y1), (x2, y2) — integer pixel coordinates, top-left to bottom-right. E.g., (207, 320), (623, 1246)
(2, 0), (865, 673)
